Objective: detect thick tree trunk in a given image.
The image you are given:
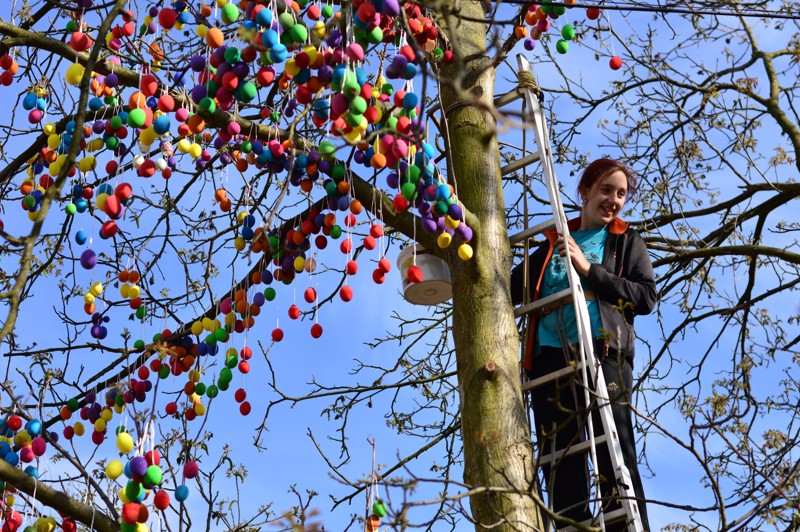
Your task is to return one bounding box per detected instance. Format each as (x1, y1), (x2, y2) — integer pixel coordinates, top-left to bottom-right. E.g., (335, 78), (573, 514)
(439, 2), (543, 530)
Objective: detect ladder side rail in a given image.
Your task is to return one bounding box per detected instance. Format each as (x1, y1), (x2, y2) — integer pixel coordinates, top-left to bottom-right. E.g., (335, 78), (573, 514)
(529, 97), (609, 531)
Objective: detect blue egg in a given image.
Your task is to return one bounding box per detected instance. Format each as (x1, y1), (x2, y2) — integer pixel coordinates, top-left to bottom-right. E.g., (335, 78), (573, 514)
(22, 92), (37, 110)
(0, 441), (10, 458)
(269, 43), (288, 63)
(65, 120), (76, 134)
(402, 63), (418, 80)
(88, 97), (104, 111)
(75, 198), (88, 213)
(36, 98), (48, 111)
(261, 29), (279, 47)
(256, 8), (273, 27)
(153, 115), (171, 135)
(243, 214), (256, 228)
(25, 419), (41, 436)
(24, 466), (38, 479)
(5, 452), (19, 467)
(97, 183), (113, 195)
(75, 230), (88, 245)
(175, 484), (189, 502)
(241, 226), (254, 241)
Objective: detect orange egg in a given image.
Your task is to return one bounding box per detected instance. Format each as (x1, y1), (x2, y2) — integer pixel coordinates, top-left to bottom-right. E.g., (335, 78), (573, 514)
(205, 27), (224, 48)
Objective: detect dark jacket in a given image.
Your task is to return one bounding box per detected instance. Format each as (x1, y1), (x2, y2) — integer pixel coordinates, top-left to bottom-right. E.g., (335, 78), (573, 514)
(510, 217), (656, 374)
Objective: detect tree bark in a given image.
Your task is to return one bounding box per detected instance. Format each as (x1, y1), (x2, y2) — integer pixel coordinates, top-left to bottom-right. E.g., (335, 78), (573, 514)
(439, 2), (542, 530)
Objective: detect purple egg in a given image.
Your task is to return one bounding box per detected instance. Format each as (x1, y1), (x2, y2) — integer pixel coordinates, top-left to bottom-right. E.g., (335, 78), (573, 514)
(326, 29), (343, 47)
(448, 203), (463, 221)
(190, 84), (207, 104)
(422, 217), (438, 233)
(90, 324), (103, 338)
(386, 172), (399, 189)
(232, 62), (249, 78)
(456, 224), (473, 242)
(80, 249), (97, 269)
(253, 292), (265, 306)
(189, 55), (206, 72)
(92, 120), (105, 134)
(130, 457), (148, 476)
(381, 0), (400, 16)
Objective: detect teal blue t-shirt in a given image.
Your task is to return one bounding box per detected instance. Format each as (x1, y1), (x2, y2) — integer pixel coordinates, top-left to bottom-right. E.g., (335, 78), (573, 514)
(537, 226), (607, 349)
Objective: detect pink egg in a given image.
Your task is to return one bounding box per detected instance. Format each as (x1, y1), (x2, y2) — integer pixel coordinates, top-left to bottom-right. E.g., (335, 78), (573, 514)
(346, 43), (364, 63)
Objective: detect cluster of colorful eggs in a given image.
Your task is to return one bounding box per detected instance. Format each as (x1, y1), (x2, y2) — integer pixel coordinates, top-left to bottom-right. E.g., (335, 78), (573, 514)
(0, 416), (51, 480)
(0, 55), (18, 87)
(365, 499), (388, 531)
(519, 3), (622, 68)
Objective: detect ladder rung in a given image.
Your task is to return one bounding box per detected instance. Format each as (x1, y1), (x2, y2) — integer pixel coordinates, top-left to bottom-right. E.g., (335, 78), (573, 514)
(557, 507), (629, 532)
(501, 152), (541, 176)
(538, 434), (608, 467)
(521, 362), (583, 392)
(514, 287), (573, 318)
(494, 88), (524, 108)
(509, 217), (557, 245)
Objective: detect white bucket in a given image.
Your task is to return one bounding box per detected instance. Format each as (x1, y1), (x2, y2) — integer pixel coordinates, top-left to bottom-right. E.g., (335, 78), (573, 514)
(396, 244), (452, 305)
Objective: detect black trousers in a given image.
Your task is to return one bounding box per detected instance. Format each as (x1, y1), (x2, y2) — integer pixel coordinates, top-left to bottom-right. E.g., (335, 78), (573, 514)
(530, 344), (650, 531)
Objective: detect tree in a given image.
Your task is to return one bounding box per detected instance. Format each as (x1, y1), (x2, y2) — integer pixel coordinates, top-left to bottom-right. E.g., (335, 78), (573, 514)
(0, 0), (798, 531)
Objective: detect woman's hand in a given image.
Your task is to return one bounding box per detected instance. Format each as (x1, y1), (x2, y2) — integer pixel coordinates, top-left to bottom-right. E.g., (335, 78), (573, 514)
(556, 235), (591, 276)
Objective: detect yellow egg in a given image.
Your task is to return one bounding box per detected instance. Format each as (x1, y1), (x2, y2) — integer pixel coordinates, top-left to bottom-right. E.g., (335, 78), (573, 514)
(176, 138), (191, 153)
(294, 256), (305, 271)
(194, 403), (206, 416)
(196, 24), (208, 38)
(47, 134), (60, 150)
(87, 138), (105, 152)
(188, 143), (202, 159)
(189, 393), (200, 404)
(114, 404), (124, 414)
(119, 487), (130, 504)
(79, 156), (97, 173)
(224, 312), (235, 326)
(445, 216), (460, 230)
(312, 21), (326, 39)
(73, 422), (85, 436)
(128, 285), (141, 299)
(191, 321), (203, 336)
(116, 431), (134, 453)
(237, 211), (249, 224)
(458, 243), (474, 260)
(120, 284), (130, 298)
(202, 317), (213, 331)
(234, 236), (246, 251)
(5, 495), (15, 506)
(43, 123), (56, 135)
(284, 59), (300, 77)
(212, 319), (222, 330)
(90, 281), (103, 296)
(101, 408), (113, 421)
(66, 63), (85, 86)
(437, 232), (453, 248)
(83, 293), (95, 305)
(188, 369), (201, 383)
(94, 418), (106, 432)
(139, 126), (156, 146)
(215, 0), (228, 7)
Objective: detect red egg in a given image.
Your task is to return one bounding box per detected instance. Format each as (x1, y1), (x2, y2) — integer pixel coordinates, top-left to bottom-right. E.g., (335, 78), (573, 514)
(346, 260), (358, 275)
(407, 265), (424, 283)
(288, 304), (301, 319)
(271, 328), (284, 342)
(239, 402), (252, 415)
(378, 257), (391, 273)
(234, 388), (246, 403)
(372, 269), (386, 284)
(609, 56), (623, 70)
(340, 286), (353, 302)
(154, 490), (170, 510)
(304, 287), (317, 303)
(310, 323), (323, 338)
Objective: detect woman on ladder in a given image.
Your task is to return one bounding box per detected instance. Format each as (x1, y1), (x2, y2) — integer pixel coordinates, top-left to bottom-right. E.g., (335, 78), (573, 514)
(510, 158), (656, 531)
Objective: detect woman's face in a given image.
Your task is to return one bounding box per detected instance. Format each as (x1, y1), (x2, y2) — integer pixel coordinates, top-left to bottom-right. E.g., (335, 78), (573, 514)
(579, 170), (628, 229)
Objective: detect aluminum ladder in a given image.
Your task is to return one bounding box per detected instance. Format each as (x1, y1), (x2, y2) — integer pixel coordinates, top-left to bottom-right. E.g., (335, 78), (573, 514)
(507, 54), (645, 532)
